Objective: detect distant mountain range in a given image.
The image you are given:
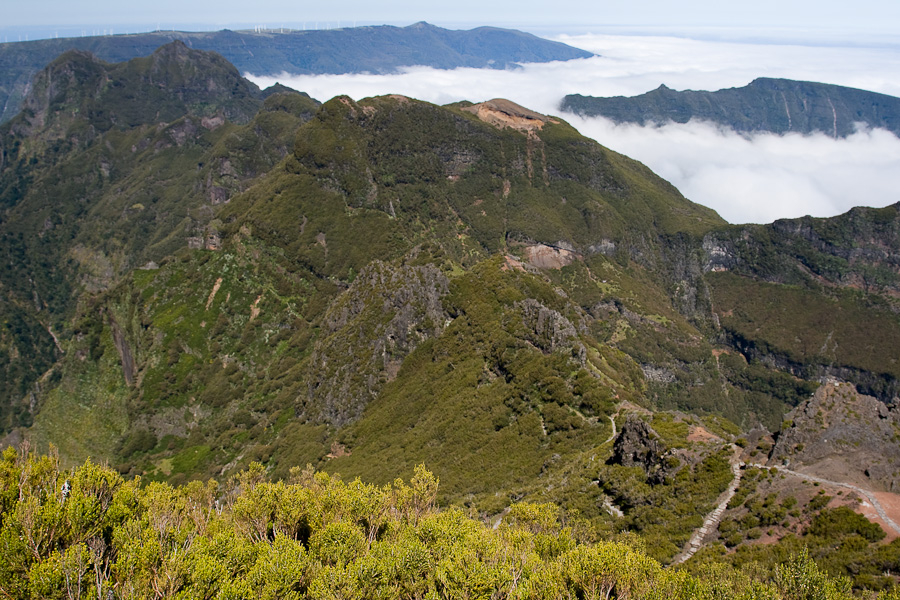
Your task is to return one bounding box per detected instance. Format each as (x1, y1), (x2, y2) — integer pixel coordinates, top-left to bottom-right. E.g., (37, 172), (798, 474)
(561, 78), (900, 138)
(0, 22), (593, 123)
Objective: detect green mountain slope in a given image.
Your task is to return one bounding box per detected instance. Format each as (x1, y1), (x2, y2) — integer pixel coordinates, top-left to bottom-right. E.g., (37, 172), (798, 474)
(702, 204), (900, 400)
(0, 41), (319, 431)
(1, 47), (899, 580)
(3, 59), (745, 561)
(561, 78), (900, 138)
(0, 22), (593, 123)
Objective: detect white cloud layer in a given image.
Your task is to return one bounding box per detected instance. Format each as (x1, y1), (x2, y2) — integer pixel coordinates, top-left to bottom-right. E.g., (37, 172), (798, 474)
(569, 118), (900, 224)
(247, 33), (900, 224)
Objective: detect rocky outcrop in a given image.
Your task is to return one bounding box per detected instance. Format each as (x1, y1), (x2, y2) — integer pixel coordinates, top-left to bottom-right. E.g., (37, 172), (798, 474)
(462, 99), (551, 133)
(641, 365), (676, 384)
(302, 261), (451, 427)
(702, 234), (740, 274)
(515, 299), (586, 365)
(522, 244), (578, 270)
(771, 380), (900, 492)
(609, 418), (676, 483)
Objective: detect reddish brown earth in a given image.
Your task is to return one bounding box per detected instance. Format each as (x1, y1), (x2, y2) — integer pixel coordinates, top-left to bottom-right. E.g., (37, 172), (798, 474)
(687, 425), (722, 444)
(869, 492), (900, 542)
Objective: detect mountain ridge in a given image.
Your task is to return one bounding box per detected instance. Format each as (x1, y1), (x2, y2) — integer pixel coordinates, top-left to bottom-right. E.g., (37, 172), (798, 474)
(0, 22), (593, 123)
(561, 77), (900, 138)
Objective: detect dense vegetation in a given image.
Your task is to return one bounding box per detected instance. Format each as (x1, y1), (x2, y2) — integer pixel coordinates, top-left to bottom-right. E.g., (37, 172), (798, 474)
(0, 41), (318, 427)
(2, 447), (895, 600)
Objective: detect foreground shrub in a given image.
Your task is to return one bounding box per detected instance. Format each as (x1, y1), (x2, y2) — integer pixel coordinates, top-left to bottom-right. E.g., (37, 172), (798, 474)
(0, 447), (890, 599)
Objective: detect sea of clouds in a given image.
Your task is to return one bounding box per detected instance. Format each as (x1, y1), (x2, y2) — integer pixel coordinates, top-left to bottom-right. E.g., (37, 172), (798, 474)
(247, 32), (900, 224)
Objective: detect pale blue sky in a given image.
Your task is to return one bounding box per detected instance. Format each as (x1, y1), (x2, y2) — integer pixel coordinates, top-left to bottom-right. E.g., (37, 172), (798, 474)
(4, 0), (900, 40)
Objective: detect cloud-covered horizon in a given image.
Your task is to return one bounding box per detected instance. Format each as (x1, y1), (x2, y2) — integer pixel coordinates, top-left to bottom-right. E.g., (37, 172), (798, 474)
(568, 118), (900, 223)
(247, 33), (900, 224)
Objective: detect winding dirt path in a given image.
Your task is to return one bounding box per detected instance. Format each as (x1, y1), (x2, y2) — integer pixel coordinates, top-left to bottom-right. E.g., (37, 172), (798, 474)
(767, 465), (900, 535)
(671, 457), (900, 565)
(570, 406), (616, 442)
(672, 445), (744, 565)
(604, 415), (617, 444)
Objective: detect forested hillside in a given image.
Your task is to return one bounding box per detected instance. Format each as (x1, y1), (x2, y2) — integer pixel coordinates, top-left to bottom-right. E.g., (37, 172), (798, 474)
(1, 44), (899, 592)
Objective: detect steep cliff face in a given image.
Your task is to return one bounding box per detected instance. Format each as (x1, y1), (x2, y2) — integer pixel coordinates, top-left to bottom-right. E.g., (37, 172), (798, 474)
(699, 204), (900, 403)
(14, 50), (107, 140)
(702, 204), (900, 294)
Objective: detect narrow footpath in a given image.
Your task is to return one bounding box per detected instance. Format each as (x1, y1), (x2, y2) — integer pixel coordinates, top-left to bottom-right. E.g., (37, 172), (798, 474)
(671, 445), (744, 565)
(604, 414), (617, 444)
(672, 456), (900, 565)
